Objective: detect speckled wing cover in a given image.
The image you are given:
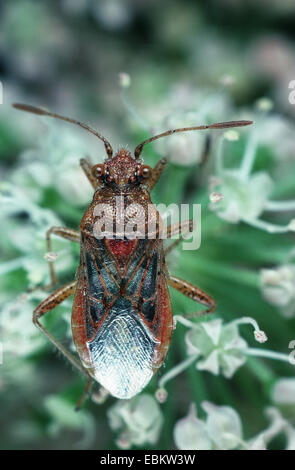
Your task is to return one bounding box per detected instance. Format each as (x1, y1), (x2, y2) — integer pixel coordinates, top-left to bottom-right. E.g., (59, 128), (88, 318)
(72, 235), (173, 399)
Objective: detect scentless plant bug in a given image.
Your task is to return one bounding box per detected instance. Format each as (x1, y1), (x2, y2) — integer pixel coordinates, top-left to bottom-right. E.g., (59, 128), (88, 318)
(13, 103), (252, 403)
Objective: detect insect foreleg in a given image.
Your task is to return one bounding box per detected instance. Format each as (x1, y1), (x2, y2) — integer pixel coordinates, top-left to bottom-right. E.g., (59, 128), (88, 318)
(148, 157), (167, 190)
(33, 280), (90, 379)
(46, 226), (80, 287)
(80, 158), (98, 189)
(167, 275), (216, 317)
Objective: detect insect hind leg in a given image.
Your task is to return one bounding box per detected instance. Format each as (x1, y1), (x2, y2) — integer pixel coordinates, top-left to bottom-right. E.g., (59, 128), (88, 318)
(75, 379), (95, 411)
(167, 275), (216, 317)
(33, 280), (91, 379)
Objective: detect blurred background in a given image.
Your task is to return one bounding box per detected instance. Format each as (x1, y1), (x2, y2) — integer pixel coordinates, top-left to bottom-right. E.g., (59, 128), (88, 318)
(1, 0), (295, 450)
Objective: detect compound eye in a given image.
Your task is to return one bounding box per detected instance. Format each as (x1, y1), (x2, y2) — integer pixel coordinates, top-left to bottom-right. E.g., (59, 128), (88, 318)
(141, 165), (151, 178)
(104, 167), (114, 183)
(92, 164), (104, 179)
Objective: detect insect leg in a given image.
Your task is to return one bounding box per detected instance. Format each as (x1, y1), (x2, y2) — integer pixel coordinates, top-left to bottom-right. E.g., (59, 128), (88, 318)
(200, 134), (211, 166)
(33, 280), (91, 379)
(164, 219), (194, 255)
(75, 379), (94, 411)
(80, 158), (97, 189)
(167, 275), (216, 317)
(46, 226), (80, 287)
(148, 157), (168, 190)
(166, 219), (194, 238)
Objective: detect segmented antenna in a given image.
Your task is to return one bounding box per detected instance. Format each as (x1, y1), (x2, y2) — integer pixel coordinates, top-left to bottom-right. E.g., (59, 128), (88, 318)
(13, 103), (113, 159)
(134, 120), (253, 159)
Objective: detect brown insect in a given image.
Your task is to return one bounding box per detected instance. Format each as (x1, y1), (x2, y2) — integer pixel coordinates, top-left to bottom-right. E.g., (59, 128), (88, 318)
(13, 103), (252, 405)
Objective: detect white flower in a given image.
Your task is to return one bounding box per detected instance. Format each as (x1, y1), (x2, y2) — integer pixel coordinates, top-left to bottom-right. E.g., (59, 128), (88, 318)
(0, 183), (76, 288)
(250, 407), (295, 451)
(107, 394), (163, 449)
(12, 121), (96, 206)
(202, 401), (243, 450)
(175, 402), (295, 451)
(260, 264), (295, 317)
(209, 113), (295, 233)
(186, 319), (247, 378)
(174, 402), (242, 450)
(209, 170), (273, 224)
(157, 316), (268, 394)
(0, 289), (73, 361)
(174, 403), (212, 450)
(56, 159), (94, 206)
(0, 292), (47, 357)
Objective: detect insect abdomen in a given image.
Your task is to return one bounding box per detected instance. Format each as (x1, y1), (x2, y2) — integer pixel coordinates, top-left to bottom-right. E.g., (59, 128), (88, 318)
(72, 238), (173, 398)
(87, 299), (157, 399)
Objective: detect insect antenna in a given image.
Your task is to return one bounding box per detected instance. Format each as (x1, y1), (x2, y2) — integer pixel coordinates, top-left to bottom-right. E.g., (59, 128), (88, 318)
(13, 103), (113, 159)
(134, 119), (253, 159)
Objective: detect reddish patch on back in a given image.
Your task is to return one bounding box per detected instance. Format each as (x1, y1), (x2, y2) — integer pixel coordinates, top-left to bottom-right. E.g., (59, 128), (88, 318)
(107, 239), (136, 260)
